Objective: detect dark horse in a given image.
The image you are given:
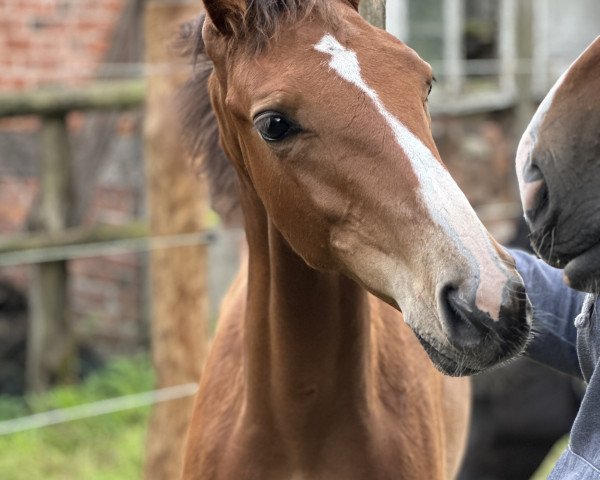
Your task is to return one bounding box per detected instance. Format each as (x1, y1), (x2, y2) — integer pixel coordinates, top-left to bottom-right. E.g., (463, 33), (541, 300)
(179, 1), (530, 478)
(516, 36), (600, 291)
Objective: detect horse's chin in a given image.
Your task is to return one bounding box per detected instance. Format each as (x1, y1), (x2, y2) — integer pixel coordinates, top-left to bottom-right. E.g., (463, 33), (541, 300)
(411, 331), (484, 377)
(563, 241), (600, 293)
(411, 321), (531, 377)
(531, 226), (600, 293)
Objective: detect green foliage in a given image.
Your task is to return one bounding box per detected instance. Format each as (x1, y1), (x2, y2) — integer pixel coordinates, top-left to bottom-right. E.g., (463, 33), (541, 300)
(530, 436), (569, 480)
(0, 354), (568, 479)
(0, 355), (154, 479)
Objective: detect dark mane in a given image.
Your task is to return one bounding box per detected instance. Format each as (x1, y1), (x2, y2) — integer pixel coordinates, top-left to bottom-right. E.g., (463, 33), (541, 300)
(178, 1), (352, 225)
(179, 15), (241, 226)
(230, 0), (338, 49)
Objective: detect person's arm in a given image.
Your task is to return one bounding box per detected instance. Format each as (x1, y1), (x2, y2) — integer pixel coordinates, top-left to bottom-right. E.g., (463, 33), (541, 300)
(509, 249), (585, 379)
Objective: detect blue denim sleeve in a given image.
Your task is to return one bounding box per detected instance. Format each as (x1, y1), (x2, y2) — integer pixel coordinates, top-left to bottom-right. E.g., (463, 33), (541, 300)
(509, 249), (585, 379)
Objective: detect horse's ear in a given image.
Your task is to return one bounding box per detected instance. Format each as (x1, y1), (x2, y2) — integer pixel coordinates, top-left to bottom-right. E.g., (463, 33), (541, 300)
(202, 0), (245, 35)
(347, 0), (360, 10)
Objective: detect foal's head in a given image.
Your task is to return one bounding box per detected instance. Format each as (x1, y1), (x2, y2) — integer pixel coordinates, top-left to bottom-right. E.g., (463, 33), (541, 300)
(516, 36), (600, 292)
(191, 0), (530, 375)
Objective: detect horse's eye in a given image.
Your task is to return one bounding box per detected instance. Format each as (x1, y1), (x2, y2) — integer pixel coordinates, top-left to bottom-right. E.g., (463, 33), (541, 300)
(426, 76), (435, 100)
(254, 112), (299, 142)
(426, 82), (433, 99)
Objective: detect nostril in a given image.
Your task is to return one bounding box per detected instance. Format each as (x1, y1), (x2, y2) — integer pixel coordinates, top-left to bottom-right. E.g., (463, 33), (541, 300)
(522, 159), (553, 226)
(523, 160), (544, 183)
(527, 179), (550, 225)
(439, 285), (490, 350)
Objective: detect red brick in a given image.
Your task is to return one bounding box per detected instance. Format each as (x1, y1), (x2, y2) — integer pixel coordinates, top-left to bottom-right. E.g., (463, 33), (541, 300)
(103, 252), (140, 269)
(115, 114), (139, 136)
(6, 37), (32, 51)
(0, 117), (40, 130)
(70, 258), (138, 284)
(0, 266), (30, 291)
(0, 0), (126, 98)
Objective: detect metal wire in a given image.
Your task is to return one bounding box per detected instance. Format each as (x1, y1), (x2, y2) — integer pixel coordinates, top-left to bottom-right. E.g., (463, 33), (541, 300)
(0, 59), (570, 79)
(0, 383), (198, 436)
(0, 230), (217, 267)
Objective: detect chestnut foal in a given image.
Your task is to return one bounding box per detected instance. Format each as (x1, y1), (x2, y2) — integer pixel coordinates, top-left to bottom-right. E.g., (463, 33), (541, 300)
(180, 1), (531, 478)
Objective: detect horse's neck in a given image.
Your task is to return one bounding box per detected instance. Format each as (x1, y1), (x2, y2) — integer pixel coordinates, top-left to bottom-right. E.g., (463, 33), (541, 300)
(240, 191), (372, 442)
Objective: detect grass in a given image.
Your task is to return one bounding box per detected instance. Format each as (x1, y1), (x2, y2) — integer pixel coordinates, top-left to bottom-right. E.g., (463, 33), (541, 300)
(0, 355), (153, 480)
(0, 354), (569, 479)
(530, 436), (569, 480)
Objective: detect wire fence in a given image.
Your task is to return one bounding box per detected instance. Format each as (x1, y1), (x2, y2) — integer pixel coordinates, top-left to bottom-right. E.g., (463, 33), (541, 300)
(0, 58), (573, 80)
(0, 382), (198, 436)
(0, 230), (217, 267)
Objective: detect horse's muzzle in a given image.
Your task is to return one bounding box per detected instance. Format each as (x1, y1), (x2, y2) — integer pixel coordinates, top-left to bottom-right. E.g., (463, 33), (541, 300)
(429, 278), (531, 376)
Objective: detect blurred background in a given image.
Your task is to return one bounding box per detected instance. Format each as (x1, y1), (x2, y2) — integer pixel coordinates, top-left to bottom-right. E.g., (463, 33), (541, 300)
(0, 0), (597, 478)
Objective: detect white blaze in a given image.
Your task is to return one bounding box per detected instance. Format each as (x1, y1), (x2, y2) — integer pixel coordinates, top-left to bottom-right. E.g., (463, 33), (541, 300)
(314, 34), (508, 320)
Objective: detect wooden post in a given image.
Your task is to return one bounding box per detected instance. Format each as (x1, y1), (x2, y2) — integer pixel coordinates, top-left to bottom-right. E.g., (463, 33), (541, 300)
(26, 114), (77, 393)
(360, 0), (386, 28)
(507, 0), (535, 201)
(498, 0), (517, 93)
(515, 0), (535, 137)
(531, 0), (550, 96)
(143, 2), (209, 479)
(443, 0), (465, 96)
(386, 0), (409, 40)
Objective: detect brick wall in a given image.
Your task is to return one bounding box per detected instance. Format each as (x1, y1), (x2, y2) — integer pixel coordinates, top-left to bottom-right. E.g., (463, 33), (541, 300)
(0, 0), (126, 91)
(0, 177), (38, 233)
(0, 1), (147, 360)
(0, 164), (146, 356)
(70, 176), (145, 356)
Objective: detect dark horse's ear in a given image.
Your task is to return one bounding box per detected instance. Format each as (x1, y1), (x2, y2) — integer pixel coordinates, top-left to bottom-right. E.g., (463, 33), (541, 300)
(202, 0), (245, 35)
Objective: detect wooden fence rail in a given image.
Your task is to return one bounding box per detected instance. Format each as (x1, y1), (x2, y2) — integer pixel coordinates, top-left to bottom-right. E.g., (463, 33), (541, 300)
(0, 223), (148, 255)
(0, 80), (145, 393)
(0, 80), (145, 117)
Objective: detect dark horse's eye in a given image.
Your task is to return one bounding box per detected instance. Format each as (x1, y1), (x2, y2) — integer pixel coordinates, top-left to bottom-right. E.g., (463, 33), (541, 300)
(426, 76), (436, 100)
(254, 112), (300, 142)
(426, 81), (434, 100)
